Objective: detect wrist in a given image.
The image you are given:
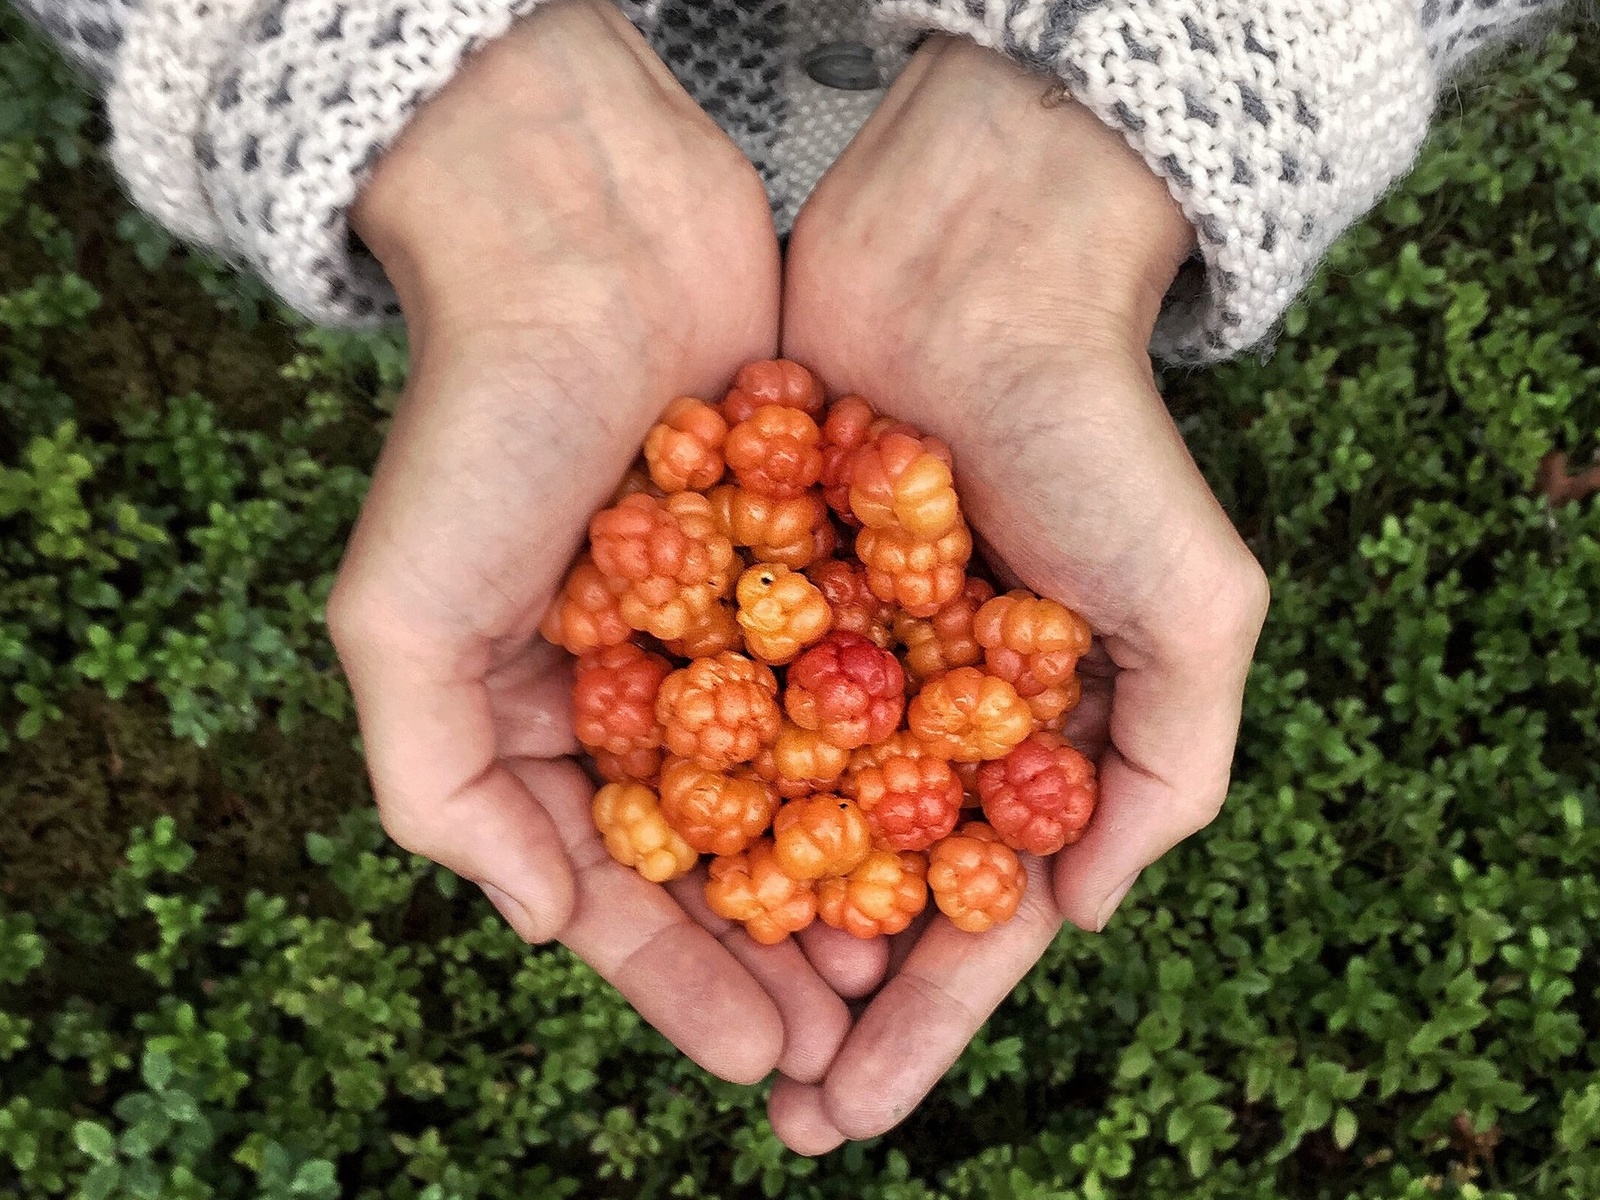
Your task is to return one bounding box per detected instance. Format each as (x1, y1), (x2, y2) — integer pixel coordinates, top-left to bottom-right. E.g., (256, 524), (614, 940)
(907, 37), (1196, 334)
(350, 0), (711, 318)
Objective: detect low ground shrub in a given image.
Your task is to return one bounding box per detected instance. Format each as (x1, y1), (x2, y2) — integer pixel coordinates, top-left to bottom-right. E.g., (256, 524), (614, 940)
(1, 10), (1597, 1197)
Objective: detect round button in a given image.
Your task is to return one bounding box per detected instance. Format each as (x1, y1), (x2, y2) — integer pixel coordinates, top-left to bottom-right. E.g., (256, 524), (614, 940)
(804, 42), (882, 91)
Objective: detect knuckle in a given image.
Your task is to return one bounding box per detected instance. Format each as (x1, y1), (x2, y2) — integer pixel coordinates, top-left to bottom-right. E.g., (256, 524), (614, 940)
(1176, 777), (1230, 837)
(374, 798), (440, 859)
(325, 571), (406, 663)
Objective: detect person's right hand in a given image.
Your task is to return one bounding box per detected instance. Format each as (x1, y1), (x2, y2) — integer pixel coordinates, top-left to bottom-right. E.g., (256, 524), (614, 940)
(328, 0), (849, 1088)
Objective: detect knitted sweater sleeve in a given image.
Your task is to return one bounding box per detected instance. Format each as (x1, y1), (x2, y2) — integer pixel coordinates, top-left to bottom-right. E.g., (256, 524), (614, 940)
(15, 0), (626, 325)
(870, 0), (1567, 362)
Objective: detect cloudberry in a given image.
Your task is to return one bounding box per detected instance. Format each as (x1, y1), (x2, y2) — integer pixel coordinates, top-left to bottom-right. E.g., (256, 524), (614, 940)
(724, 406), (824, 500)
(844, 730), (941, 792)
(909, 667), (1033, 761)
(819, 396), (875, 523)
(705, 838), (817, 944)
(817, 851), (928, 938)
(927, 822), (1027, 932)
(539, 556), (632, 654)
(849, 430), (960, 539)
(592, 746), (662, 785)
(808, 559), (894, 648)
(710, 486), (832, 569)
(656, 652), (781, 771)
(751, 720), (851, 798)
(977, 732), (1098, 856)
(572, 643), (671, 763)
(658, 757), (778, 855)
(736, 564), (833, 665)
(643, 396), (728, 492)
(850, 755), (964, 851)
(1023, 675), (1083, 729)
(661, 601), (742, 659)
(589, 492), (736, 641)
(773, 795), (873, 880)
(721, 359), (825, 424)
(785, 631), (906, 750)
(974, 591), (1093, 700)
(895, 576), (996, 686)
(856, 521), (972, 617)
(592, 782), (698, 883)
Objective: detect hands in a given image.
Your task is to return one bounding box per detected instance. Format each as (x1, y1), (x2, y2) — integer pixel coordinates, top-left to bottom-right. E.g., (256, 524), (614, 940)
(330, 12), (1267, 1154)
(328, 0), (851, 1089)
(770, 38), (1269, 1151)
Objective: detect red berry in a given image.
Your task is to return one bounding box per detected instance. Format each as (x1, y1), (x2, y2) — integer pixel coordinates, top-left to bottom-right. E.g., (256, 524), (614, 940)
(589, 492), (736, 641)
(895, 576), (995, 686)
(807, 559), (894, 649)
(721, 359), (825, 424)
(977, 732), (1098, 855)
(785, 631), (906, 751)
(818, 396), (876, 524)
(540, 556), (632, 655)
(572, 642), (671, 758)
(849, 755), (964, 851)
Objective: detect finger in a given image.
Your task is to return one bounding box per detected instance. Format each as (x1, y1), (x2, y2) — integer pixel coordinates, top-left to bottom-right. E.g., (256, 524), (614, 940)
(822, 855), (1061, 1140)
(487, 641), (581, 760)
(667, 875), (851, 1084)
(885, 907), (935, 977)
(1053, 562), (1268, 933)
(513, 758), (785, 1084)
(330, 600), (577, 942)
(1059, 644), (1114, 761)
(768, 1076), (847, 1156)
(795, 922), (891, 1000)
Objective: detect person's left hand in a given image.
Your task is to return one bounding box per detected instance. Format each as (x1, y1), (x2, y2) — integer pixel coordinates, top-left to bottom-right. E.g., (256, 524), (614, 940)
(770, 37), (1269, 1152)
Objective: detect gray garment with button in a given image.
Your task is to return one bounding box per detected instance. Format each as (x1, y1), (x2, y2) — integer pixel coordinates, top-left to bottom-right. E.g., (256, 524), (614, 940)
(15, 0), (1568, 361)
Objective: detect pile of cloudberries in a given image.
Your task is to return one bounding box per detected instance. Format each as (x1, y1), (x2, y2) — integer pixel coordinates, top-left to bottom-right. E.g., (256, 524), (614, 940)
(541, 360), (1097, 943)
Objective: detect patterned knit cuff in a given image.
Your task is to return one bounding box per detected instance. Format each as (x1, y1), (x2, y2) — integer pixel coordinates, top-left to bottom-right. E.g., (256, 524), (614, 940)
(871, 0), (1439, 363)
(109, 0), (622, 325)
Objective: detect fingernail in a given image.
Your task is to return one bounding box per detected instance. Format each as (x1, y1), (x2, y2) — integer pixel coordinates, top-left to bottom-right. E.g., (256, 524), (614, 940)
(1094, 871), (1141, 932)
(480, 882), (538, 941)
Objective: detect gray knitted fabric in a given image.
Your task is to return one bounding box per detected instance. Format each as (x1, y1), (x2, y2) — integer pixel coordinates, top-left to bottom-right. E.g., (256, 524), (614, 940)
(14, 0), (1565, 360)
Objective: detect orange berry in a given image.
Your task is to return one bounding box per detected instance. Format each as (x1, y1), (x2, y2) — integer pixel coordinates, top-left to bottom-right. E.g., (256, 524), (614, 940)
(807, 559), (894, 649)
(844, 730), (941, 790)
(735, 564), (833, 664)
(895, 576), (996, 686)
(856, 521), (972, 617)
(850, 755), (964, 851)
(819, 396), (876, 523)
(591, 745), (663, 785)
(710, 486), (832, 569)
(849, 430), (960, 539)
(656, 652), (781, 771)
(817, 850), (928, 938)
(724, 406), (824, 500)
(592, 782), (698, 883)
(927, 822), (1027, 932)
(539, 556), (632, 655)
(589, 492), (736, 641)
(658, 758), (778, 855)
(751, 720), (852, 798)
(977, 732), (1098, 855)
(1024, 675), (1083, 729)
(661, 601), (743, 659)
(772, 795), (873, 880)
(643, 396), (728, 492)
(722, 359), (825, 424)
(705, 838), (817, 944)
(908, 667), (1033, 762)
(785, 632), (906, 751)
(974, 591), (1093, 703)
